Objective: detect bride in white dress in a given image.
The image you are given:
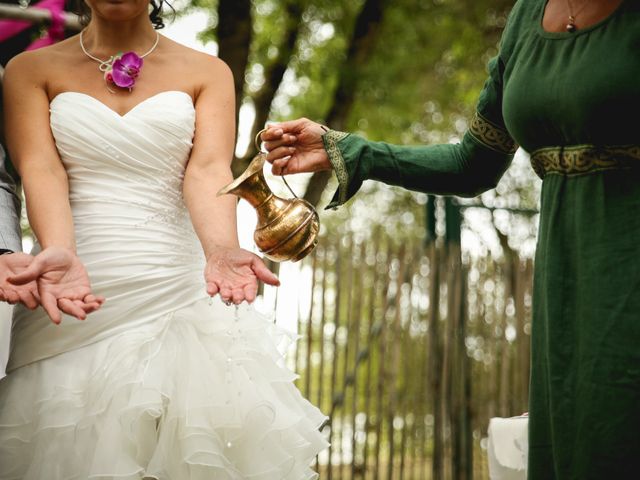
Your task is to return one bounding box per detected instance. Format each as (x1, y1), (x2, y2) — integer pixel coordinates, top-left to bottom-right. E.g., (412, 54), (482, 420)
(0, 0), (328, 478)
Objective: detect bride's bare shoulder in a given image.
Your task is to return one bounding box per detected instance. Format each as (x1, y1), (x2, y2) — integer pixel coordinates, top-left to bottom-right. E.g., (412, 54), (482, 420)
(161, 35), (232, 77)
(4, 35), (81, 82)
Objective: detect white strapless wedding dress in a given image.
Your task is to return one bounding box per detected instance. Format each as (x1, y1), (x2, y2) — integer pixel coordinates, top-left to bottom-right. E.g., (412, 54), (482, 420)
(0, 91), (328, 479)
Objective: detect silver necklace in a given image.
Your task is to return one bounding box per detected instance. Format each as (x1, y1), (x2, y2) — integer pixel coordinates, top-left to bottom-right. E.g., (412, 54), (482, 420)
(79, 30), (160, 91)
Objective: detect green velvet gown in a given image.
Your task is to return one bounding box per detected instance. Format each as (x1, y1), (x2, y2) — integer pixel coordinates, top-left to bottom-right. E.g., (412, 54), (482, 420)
(321, 1), (640, 478)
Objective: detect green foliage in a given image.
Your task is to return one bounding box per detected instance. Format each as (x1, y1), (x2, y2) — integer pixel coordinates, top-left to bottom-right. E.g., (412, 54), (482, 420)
(268, 0), (365, 121)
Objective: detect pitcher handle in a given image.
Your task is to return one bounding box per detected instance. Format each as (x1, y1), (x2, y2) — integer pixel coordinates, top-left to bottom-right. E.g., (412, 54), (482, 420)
(256, 127), (300, 200)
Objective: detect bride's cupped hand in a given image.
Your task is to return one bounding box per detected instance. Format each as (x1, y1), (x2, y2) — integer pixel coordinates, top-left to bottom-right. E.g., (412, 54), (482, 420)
(8, 247), (105, 324)
(205, 247), (280, 305)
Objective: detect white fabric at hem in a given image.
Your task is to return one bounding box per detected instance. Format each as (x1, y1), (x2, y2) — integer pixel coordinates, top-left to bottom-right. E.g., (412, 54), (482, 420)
(0, 303), (12, 380)
(487, 415), (528, 480)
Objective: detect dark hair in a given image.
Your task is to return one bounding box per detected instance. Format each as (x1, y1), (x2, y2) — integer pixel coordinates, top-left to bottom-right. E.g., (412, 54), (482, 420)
(69, 0), (173, 30)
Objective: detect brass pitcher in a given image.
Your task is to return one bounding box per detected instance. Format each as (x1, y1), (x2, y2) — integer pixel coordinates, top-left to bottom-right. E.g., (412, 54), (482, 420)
(217, 143), (320, 263)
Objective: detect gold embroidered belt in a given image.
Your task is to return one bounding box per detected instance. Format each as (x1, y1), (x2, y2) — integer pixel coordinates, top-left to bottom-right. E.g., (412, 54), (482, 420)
(530, 144), (640, 179)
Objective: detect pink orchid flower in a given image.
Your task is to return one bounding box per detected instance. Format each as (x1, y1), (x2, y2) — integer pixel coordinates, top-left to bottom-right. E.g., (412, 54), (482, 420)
(104, 52), (143, 90)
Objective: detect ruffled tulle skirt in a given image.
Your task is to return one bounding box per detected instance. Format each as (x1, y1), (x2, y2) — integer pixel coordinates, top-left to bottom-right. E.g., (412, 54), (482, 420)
(0, 299), (329, 479)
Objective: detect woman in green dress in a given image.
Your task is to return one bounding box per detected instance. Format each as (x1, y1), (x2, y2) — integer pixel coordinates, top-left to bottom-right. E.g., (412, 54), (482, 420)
(261, 0), (639, 478)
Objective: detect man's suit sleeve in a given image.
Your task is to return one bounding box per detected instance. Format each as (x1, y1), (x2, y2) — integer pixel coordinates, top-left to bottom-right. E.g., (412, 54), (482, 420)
(0, 145), (22, 252)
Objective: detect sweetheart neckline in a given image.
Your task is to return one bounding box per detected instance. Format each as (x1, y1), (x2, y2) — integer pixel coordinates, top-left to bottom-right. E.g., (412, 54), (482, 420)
(49, 90), (195, 118)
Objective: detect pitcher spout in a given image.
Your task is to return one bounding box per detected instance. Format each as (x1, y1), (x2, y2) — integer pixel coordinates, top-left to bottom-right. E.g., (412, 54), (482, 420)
(216, 153), (271, 209)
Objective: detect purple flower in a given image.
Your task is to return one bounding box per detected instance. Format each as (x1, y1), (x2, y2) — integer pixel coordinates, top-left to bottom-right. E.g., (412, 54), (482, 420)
(104, 52), (143, 90)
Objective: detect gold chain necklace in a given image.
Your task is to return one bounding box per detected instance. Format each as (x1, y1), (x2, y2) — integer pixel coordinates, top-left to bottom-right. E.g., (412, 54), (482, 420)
(565, 0), (590, 32)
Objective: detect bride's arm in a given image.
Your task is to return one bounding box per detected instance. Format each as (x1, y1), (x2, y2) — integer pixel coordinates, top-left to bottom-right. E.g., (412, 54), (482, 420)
(183, 56), (279, 305)
(3, 52), (103, 322)
(4, 53), (75, 251)
(184, 58), (239, 254)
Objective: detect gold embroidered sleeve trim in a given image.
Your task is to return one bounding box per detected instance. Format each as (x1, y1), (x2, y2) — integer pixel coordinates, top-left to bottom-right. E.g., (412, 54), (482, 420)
(468, 112), (517, 154)
(322, 129), (350, 207)
(530, 144), (640, 179)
